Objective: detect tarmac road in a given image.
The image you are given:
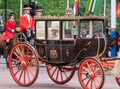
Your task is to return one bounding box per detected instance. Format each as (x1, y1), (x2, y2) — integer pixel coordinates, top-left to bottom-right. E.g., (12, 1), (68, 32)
(0, 60), (120, 89)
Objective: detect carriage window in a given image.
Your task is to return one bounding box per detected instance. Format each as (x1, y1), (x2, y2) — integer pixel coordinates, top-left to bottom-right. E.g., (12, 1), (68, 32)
(63, 21), (78, 40)
(36, 21), (45, 39)
(80, 20), (103, 38)
(48, 21), (60, 40)
(93, 21), (103, 34)
(80, 21), (90, 38)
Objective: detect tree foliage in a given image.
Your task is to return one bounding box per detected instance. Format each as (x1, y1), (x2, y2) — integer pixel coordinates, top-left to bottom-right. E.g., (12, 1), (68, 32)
(0, 0), (75, 25)
(0, 0), (119, 32)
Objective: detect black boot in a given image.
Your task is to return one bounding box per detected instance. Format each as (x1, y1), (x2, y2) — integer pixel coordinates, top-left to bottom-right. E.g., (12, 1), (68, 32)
(6, 42), (9, 50)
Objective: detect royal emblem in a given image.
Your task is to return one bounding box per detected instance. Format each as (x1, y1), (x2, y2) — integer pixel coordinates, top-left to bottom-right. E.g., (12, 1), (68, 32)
(50, 48), (58, 59)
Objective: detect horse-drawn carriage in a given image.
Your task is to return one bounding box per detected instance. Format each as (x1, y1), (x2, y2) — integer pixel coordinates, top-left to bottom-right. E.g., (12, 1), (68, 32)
(8, 15), (118, 89)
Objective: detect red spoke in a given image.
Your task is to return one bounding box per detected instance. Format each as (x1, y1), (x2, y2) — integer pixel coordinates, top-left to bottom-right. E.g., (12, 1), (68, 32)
(24, 69), (26, 84)
(13, 51), (22, 61)
(14, 67), (22, 76)
(94, 69), (102, 75)
(47, 66), (52, 70)
(26, 47), (31, 55)
(26, 68), (31, 82)
(21, 46), (25, 55)
(16, 46), (24, 57)
(85, 78), (91, 87)
(82, 66), (89, 73)
(28, 67), (34, 78)
(94, 75), (102, 83)
(90, 79), (93, 89)
(11, 66), (18, 69)
(51, 67), (57, 77)
(56, 68), (59, 81)
(86, 62), (91, 72)
(11, 58), (19, 62)
(60, 71), (63, 81)
(30, 66), (37, 71)
(82, 76), (89, 81)
(81, 71), (88, 74)
(90, 62), (95, 72)
(92, 63), (97, 72)
(63, 71), (68, 79)
(93, 78), (97, 89)
(18, 68), (24, 81)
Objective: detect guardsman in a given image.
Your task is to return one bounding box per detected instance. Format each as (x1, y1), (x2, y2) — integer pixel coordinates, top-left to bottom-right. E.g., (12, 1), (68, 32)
(19, 4), (35, 41)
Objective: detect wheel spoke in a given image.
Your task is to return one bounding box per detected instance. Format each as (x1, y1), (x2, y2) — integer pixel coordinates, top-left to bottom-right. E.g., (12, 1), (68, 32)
(21, 46), (25, 55)
(18, 68), (24, 81)
(13, 51), (22, 61)
(14, 67), (22, 76)
(93, 78), (97, 89)
(63, 71), (68, 79)
(82, 66), (89, 73)
(51, 67), (57, 77)
(82, 77), (89, 81)
(56, 68), (59, 81)
(86, 62), (91, 72)
(92, 63), (97, 72)
(28, 67), (34, 78)
(60, 71), (63, 82)
(26, 68), (30, 82)
(24, 69), (26, 84)
(85, 78), (91, 87)
(90, 79), (93, 89)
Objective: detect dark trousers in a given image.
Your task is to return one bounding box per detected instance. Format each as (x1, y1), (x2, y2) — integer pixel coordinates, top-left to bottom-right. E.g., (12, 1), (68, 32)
(0, 47), (3, 56)
(22, 30), (31, 42)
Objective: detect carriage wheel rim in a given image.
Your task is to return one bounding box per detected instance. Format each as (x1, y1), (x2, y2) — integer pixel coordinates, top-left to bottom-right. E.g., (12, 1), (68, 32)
(9, 43), (39, 86)
(46, 65), (75, 84)
(78, 58), (104, 89)
(116, 77), (120, 86)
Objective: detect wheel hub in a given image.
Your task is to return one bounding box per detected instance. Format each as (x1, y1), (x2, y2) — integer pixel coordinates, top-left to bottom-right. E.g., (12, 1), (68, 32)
(86, 72), (95, 79)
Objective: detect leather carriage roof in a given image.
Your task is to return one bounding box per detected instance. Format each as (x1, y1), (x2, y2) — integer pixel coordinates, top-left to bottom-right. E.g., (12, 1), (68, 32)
(34, 15), (105, 21)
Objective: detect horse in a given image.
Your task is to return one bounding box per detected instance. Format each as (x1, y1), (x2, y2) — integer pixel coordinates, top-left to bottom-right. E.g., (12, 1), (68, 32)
(0, 33), (9, 67)
(0, 32), (20, 67)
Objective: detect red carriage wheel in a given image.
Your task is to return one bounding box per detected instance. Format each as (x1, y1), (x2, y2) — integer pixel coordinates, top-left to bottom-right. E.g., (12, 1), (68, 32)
(9, 43), (39, 86)
(46, 65), (75, 84)
(78, 57), (104, 89)
(116, 77), (120, 86)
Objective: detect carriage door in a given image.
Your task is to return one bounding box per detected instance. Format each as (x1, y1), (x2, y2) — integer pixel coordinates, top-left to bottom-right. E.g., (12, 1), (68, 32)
(61, 20), (78, 62)
(47, 21), (61, 62)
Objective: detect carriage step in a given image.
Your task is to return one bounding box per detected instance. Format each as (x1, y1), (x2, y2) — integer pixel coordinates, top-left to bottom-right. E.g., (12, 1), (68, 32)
(101, 60), (115, 70)
(101, 57), (118, 61)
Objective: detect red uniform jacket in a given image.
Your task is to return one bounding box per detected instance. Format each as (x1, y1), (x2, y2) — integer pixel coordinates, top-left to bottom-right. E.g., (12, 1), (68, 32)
(2, 20), (16, 41)
(19, 14), (35, 31)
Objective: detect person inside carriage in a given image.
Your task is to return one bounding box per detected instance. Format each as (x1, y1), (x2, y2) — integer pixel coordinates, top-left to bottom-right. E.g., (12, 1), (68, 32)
(19, 4), (35, 43)
(2, 12), (16, 49)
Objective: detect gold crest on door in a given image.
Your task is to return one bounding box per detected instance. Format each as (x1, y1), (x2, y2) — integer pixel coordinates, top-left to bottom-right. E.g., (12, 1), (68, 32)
(50, 48), (58, 59)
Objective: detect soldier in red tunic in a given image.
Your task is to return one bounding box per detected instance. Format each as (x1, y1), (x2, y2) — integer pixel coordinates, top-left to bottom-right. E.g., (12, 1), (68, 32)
(2, 12), (16, 42)
(19, 4), (35, 41)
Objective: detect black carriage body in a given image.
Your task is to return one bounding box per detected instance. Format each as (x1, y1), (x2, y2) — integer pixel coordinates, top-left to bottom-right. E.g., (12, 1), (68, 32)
(34, 15), (115, 66)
